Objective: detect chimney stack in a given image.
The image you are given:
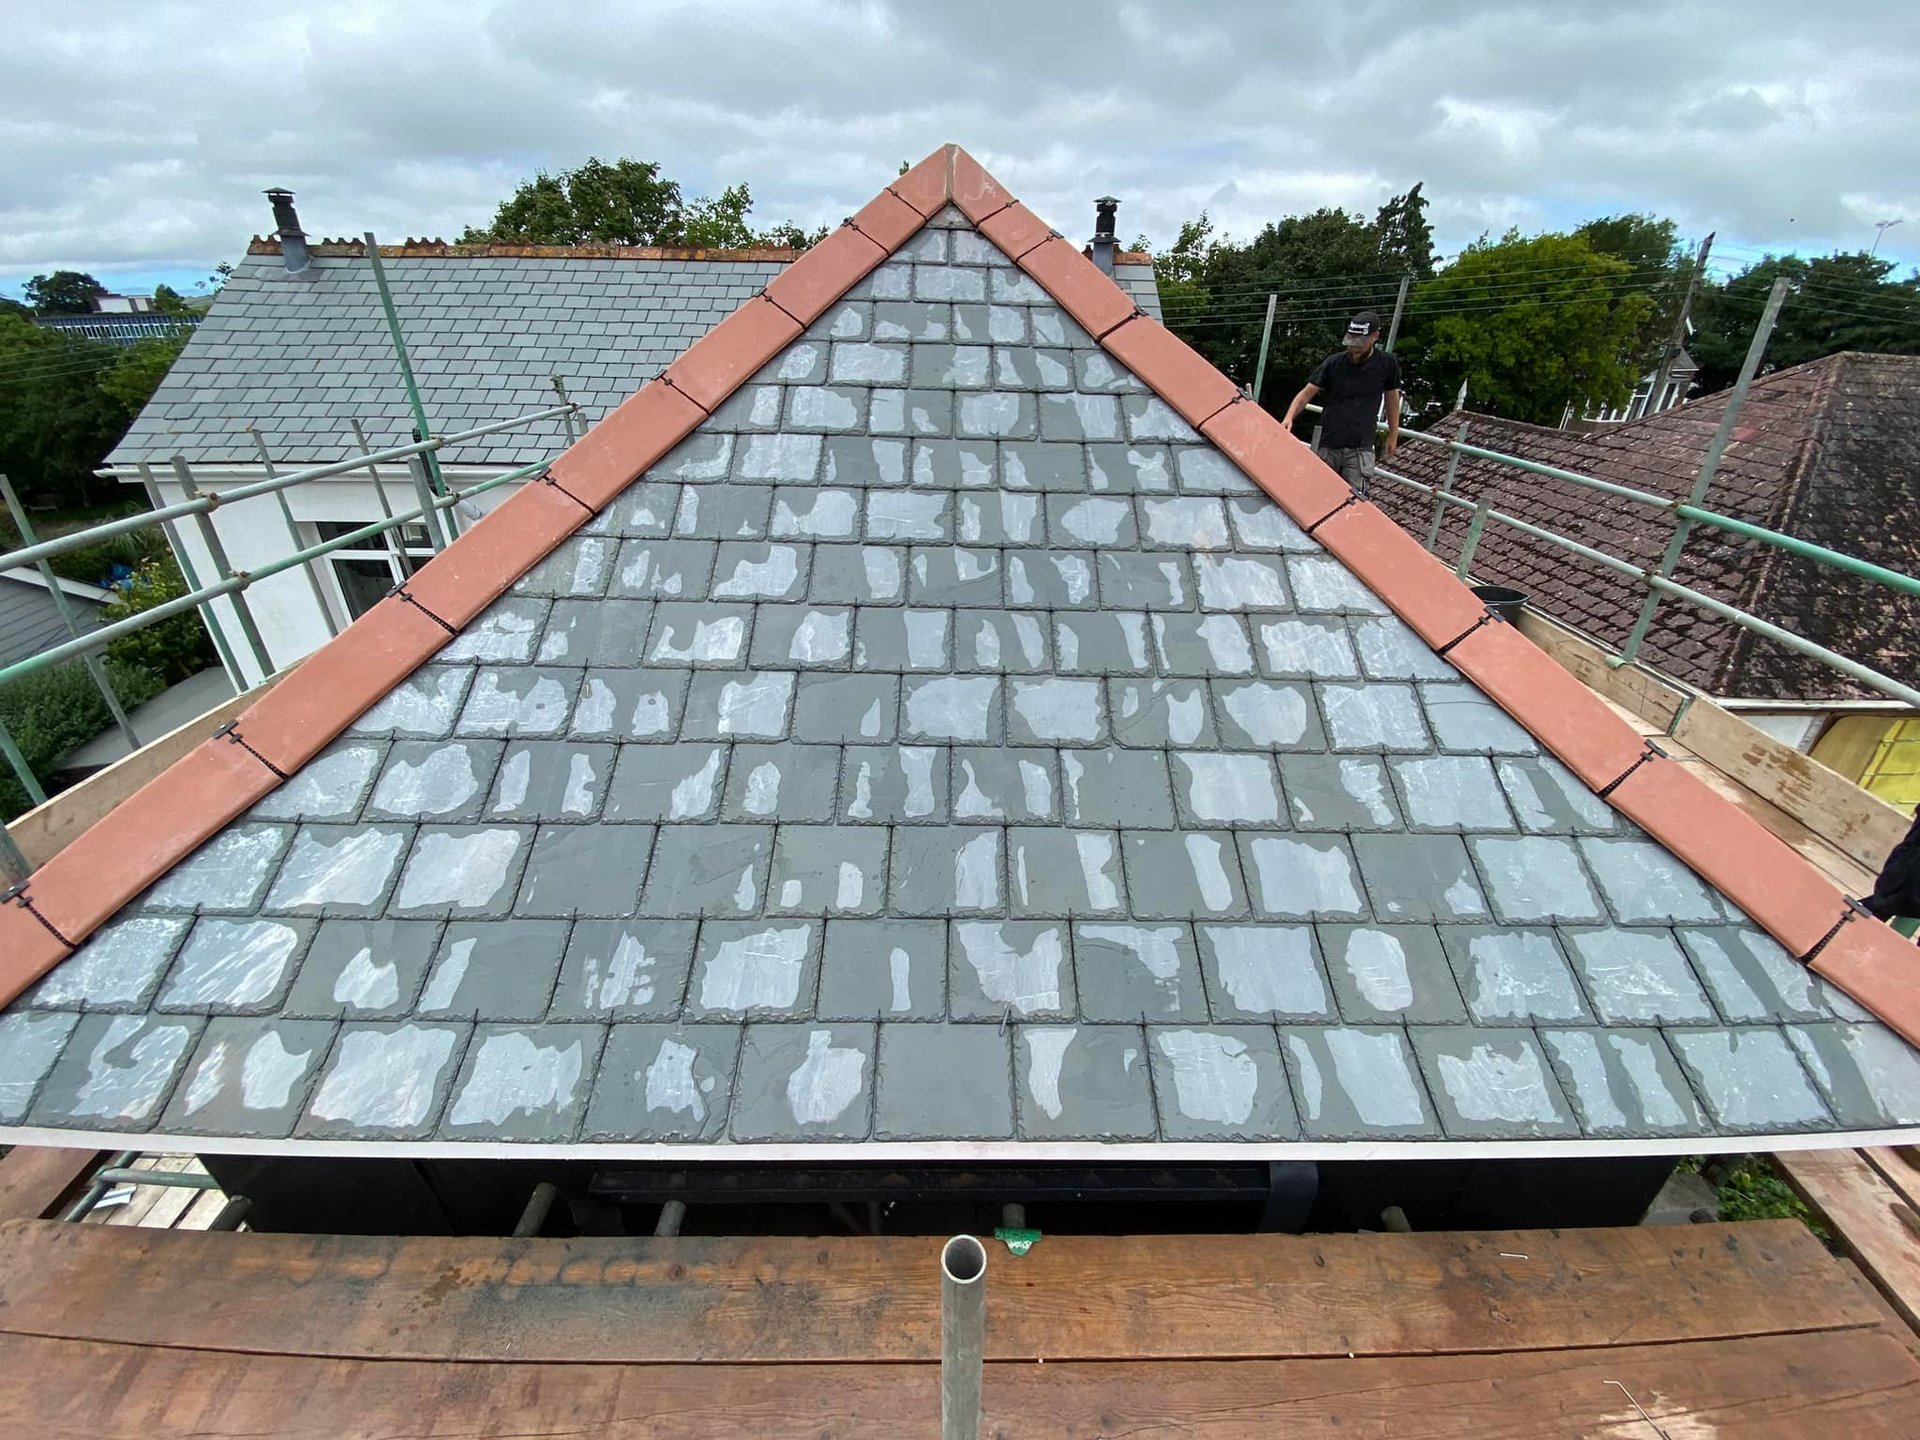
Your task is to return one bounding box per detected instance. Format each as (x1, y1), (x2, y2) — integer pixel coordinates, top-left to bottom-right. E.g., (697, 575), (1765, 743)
(265, 188), (310, 275)
(1091, 196), (1119, 276)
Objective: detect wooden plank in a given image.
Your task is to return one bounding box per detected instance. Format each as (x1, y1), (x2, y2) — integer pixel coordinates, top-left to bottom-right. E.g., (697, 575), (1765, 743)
(1776, 1148), (1920, 1335)
(5, 673), (283, 869)
(1514, 608), (1908, 872)
(1864, 1147), (1920, 1213)
(0, 1147), (103, 1223)
(0, 1328), (1915, 1438)
(0, 1219), (1875, 1365)
(1676, 753), (1880, 892)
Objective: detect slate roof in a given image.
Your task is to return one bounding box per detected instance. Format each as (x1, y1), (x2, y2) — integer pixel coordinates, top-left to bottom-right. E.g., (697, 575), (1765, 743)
(1379, 353), (1920, 701)
(4, 149), (1916, 1158)
(105, 242), (1163, 471)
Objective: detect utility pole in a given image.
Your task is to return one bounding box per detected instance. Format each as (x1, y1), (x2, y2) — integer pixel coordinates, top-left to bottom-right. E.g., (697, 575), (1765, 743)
(1873, 219), (1903, 255)
(1643, 232), (1713, 420)
(1250, 293), (1278, 406)
(1383, 273), (1411, 351)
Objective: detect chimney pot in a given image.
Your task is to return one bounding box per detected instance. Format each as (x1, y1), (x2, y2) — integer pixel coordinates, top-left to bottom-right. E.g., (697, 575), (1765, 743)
(265, 188), (311, 275)
(1091, 196), (1120, 276)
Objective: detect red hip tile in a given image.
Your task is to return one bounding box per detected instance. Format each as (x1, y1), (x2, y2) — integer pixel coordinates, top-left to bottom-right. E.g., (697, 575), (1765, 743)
(547, 381), (706, 513)
(950, 147), (1014, 223)
(662, 295), (804, 414)
(1020, 237), (1137, 340)
(0, 902), (71, 1009)
(852, 189), (928, 254)
(764, 224), (887, 327)
(1445, 619), (1648, 791)
(1609, 756), (1850, 958)
(1312, 503), (1489, 648)
(1102, 317), (1243, 429)
(1811, 915), (1920, 1048)
(891, 147), (953, 219)
(1200, 402), (1352, 528)
(978, 201), (1052, 262)
(26, 736), (281, 961)
(403, 480), (589, 630)
(236, 596), (454, 773)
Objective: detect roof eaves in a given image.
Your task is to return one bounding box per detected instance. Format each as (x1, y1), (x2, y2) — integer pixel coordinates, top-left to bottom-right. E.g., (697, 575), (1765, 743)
(5, 144), (1912, 1055)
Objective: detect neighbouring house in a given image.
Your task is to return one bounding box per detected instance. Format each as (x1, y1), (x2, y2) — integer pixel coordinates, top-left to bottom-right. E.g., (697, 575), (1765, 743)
(34, 309), (198, 346)
(99, 192), (1162, 688)
(2, 147), (1915, 1176)
(1380, 352), (1920, 806)
(1566, 349), (1701, 428)
(0, 568), (107, 668)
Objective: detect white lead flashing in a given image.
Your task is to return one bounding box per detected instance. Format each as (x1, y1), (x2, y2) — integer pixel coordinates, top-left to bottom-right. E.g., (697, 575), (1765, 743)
(2, 1123), (1915, 1165)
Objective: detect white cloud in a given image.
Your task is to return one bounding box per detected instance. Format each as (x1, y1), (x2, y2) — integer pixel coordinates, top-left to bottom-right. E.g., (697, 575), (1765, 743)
(3, 0), (1917, 295)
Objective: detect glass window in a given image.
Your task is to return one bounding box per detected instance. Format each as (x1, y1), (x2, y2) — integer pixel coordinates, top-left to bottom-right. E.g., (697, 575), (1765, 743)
(313, 520), (437, 622)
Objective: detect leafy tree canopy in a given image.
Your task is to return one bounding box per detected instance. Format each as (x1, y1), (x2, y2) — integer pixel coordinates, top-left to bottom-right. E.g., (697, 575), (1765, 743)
(24, 270), (107, 315)
(1691, 252), (1920, 393)
(1574, 214), (1689, 368)
(1396, 232), (1655, 426)
(461, 157), (824, 250)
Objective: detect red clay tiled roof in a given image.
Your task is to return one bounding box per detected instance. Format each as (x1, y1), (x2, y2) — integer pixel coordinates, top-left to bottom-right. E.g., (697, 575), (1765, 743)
(1377, 353), (1920, 700)
(4, 147), (1911, 1046)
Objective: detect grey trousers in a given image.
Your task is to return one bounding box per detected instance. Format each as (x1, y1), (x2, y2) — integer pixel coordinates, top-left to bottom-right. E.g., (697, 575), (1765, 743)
(1316, 444), (1376, 497)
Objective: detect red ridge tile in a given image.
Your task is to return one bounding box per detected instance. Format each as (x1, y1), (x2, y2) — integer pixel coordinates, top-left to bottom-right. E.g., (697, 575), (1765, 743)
(1102, 317), (1242, 429)
(402, 480), (588, 631)
(978, 201), (1051, 262)
(1445, 619), (1647, 791)
(1609, 756), (1850, 958)
(26, 736), (281, 964)
(660, 295), (803, 414)
(0, 902), (71, 1009)
(890, 147), (952, 218)
(1811, 917), (1920, 1049)
(764, 224), (887, 327)
(237, 596), (454, 773)
(950, 147), (1014, 223)
(1199, 401), (1352, 528)
(546, 381), (706, 513)
(1312, 503), (1489, 648)
(1019, 237), (1138, 340)
(852, 189), (927, 253)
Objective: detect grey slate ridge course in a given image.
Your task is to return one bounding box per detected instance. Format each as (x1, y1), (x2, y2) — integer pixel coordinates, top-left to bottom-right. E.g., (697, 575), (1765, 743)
(9, 204), (1920, 1155)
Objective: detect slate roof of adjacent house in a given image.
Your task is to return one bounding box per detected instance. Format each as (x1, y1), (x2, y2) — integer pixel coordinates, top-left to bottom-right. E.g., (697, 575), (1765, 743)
(3, 148), (1916, 1159)
(1379, 353), (1920, 701)
(104, 237), (1163, 471)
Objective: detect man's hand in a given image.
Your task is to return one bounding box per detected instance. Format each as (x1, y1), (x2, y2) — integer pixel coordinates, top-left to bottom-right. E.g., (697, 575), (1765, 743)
(1384, 431), (1400, 458)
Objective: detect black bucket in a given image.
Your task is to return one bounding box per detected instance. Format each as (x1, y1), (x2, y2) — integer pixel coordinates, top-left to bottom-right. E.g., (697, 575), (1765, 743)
(1471, 585), (1528, 624)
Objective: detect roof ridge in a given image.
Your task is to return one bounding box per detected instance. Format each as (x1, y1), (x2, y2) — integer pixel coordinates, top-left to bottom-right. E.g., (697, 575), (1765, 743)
(4, 145), (1908, 1050)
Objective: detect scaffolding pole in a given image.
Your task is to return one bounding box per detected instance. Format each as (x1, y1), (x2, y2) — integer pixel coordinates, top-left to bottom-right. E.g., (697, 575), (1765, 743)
(171, 458), (276, 681)
(249, 428), (340, 639)
(363, 232), (445, 496)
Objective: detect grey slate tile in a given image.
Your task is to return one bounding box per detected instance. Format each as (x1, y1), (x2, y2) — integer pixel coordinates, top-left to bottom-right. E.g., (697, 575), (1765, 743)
(841, 745), (948, 824)
(455, 667), (581, 735)
(366, 740), (503, 822)
(1280, 1026), (1440, 1138)
(282, 919), (440, 1019)
(249, 742), (384, 822)
(142, 824), (292, 913)
(1073, 922), (1208, 1021)
(952, 748), (1057, 822)
(298, 1022), (467, 1139)
(891, 827), (1002, 916)
(1678, 926), (1828, 1023)
(809, 544), (906, 604)
(390, 826), (533, 918)
(1006, 828), (1128, 917)
(604, 744), (727, 822)
(1016, 1024), (1156, 1139)
(902, 675), (1002, 742)
(641, 826), (774, 918)
(1668, 1028), (1834, 1133)
(158, 918), (313, 1014)
(1494, 755), (1618, 834)
(535, 599), (655, 667)
(29, 1013), (203, 1132)
(730, 1023), (875, 1139)
(1239, 834), (1369, 921)
(722, 743), (843, 822)
(515, 823), (650, 918)
(1410, 1028), (1581, 1138)
(1257, 617), (1362, 680)
(793, 673), (899, 743)
(440, 1023), (601, 1141)
(548, 920), (697, 1021)
(414, 920), (569, 1021)
(855, 607), (950, 671)
(1195, 923), (1335, 1021)
(682, 671), (797, 740)
(1468, 834), (1605, 924)
(817, 919), (948, 1021)
(1577, 837), (1725, 924)
(1123, 830), (1251, 920)
(1441, 927), (1593, 1025)
(583, 1023), (740, 1140)
(569, 670), (688, 741)
(1786, 1022), (1920, 1127)
(952, 612), (1051, 672)
(1540, 1028), (1706, 1137)
(949, 921), (1072, 1019)
(1061, 748), (1175, 827)
(1319, 923), (1468, 1024)
(1212, 680), (1327, 751)
(956, 490), (1043, 545)
(769, 826), (889, 916)
(1561, 927), (1716, 1024)
(1419, 682), (1537, 754)
(876, 1025), (1014, 1139)
(1151, 1026), (1299, 1140)
(0, 1012), (80, 1122)
(488, 741), (614, 821)
(1277, 754), (1401, 830)
(1098, 552), (1191, 613)
(161, 1017), (335, 1137)
(25, 915), (188, 1013)
(439, 598), (548, 665)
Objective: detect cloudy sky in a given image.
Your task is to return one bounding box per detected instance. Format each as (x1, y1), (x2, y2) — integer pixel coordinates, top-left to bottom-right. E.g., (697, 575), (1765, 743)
(4, 0), (1918, 300)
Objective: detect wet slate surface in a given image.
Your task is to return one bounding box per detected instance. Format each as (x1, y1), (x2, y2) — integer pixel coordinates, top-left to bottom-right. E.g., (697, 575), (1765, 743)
(10, 207), (1920, 1150)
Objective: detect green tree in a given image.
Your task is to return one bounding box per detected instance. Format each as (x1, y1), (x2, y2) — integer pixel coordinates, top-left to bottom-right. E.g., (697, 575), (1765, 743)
(1691, 252), (1920, 393)
(1397, 232), (1654, 425)
(1574, 213), (1687, 368)
(0, 314), (133, 507)
(0, 295), (29, 320)
(150, 282), (193, 314)
(97, 331), (190, 412)
(24, 270), (107, 315)
(1374, 183), (1436, 280)
(462, 157), (820, 250)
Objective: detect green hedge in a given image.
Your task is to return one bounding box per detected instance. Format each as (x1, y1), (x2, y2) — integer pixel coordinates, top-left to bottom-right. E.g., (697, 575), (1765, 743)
(101, 555), (217, 682)
(0, 658), (165, 821)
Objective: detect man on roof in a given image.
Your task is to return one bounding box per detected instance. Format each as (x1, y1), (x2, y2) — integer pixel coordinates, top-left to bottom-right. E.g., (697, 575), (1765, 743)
(1280, 310), (1401, 497)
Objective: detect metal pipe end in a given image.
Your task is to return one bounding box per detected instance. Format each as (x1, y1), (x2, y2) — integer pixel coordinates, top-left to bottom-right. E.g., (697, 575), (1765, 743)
(942, 1234), (987, 1285)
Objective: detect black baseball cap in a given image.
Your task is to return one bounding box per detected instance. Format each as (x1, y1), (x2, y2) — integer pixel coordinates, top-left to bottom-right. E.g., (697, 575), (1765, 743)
(1346, 312), (1380, 337)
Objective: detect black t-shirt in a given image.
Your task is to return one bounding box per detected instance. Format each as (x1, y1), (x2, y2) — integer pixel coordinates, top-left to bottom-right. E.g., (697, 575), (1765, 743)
(1307, 348), (1401, 448)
